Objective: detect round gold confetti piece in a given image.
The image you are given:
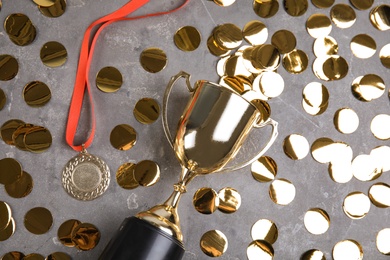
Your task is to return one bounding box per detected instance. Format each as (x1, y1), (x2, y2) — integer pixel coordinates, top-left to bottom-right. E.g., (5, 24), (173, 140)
(352, 154), (381, 181)
(311, 137), (334, 164)
(110, 124), (137, 151)
(306, 14), (332, 39)
(0, 55), (18, 81)
(251, 44), (281, 71)
(4, 171), (33, 199)
(350, 0), (373, 10)
(116, 162), (138, 190)
(4, 13), (36, 46)
(284, 0), (308, 16)
(283, 134), (310, 160)
(252, 99), (271, 124)
(217, 56), (230, 76)
(32, 0), (56, 7)
(213, 0), (235, 6)
(38, 0), (66, 18)
(0, 218), (15, 241)
(243, 20), (268, 46)
(371, 114), (390, 140)
(370, 5), (390, 31)
(271, 30), (296, 54)
(140, 47), (167, 73)
(253, 0), (279, 18)
(96, 66), (122, 93)
(213, 23), (243, 50)
(174, 26), (201, 52)
(313, 36), (338, 57)
(251, 219), (278, 244)
(24, 207), (53, 235)
(0, 158), (22, 185)
(193, 187), (219, 214)
(71, 223), (101, 251)
(303, 82), (329, 108)
(369, 183), (390, 208)
(301, 249), (326, 260)
(133, 98), (160, 124)
(224, 55), (252, 78)
(57, 219), (81, 247)
(0, 201), (11, 231)
(0, 119), (25, 145)
(377, 228), (390, 255)
(247, 240), (274, 260)
(24, 126), (52, 153)
(200, 230), (228, 257)
(133, 160), (160, 187)
(330, 4), (356, 29)
(322, 55), (349, 81)
(328, 161), (353, 184)
(218, 187), (241, 213)
(312, 56), (329, 81)
(379, 44), (390, 69)
(23, 254), (44, 260)
(269, 178), (296, 205)
(370, 146), (390, 173)
(311, 0), (334, 9)
(251, 78), (271, 101)
(45, 252), (71, 260)
(220, 76), (251, 94)
(251, 156), (277, 182)
(23, 81), (51, 107)
(40, 41), (68, 68)
(0, 88), (6, 110)
(343, 192), (370, 219)
(302, 97), (328, 115)
(207, 35), (231, 57)
(350, 34), (376, 59)
(332, 239), (363, 260)
(352, 74), (385, 102)
(304, 208), (330, 235)
(282, 49), (309, 74)
(1, 251), (25, 260)
(12, 124), (36, 151)
(334, 108), (359, 134)
(258, 71), (284, 98)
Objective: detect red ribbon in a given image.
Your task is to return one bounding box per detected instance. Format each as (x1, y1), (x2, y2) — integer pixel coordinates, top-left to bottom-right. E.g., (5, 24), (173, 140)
(66, 0), (190, 152)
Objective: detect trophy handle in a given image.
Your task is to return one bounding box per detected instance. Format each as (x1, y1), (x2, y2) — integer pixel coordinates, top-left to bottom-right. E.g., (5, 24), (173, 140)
(217, 118), (279, 174)
(163, 71), (195, 148)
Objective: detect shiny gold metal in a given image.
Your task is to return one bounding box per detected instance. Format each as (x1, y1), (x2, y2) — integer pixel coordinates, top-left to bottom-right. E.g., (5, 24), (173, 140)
(369, 183), (390, 208)
(247, 240), (274, 260)
(311, 137), (334, 164)
(12, 124), (36, 151)
(283, 134), (309, 160)
(71, 223), (101, 251)
(38, 0), (66, 18)
(0, 158), (22, 185)
(224, 56), (252, 78)
(370, 5), (390, 31)
(322, 55), (349, 81)
(352, 74), (385, 102)
(0, 55), (18, 81)
(251, 44), (281, 71)
(282, 49), (308, 74)
(332, 239), (363, 260)
(110, 124), (137, 150)
(0, 119), (25, 145)
(284, 0), (308, 16)
(334, 108), (359, 134)
(214, 0), (235, 6)
(24, 207), (53, 234)
(219, 76), (251, 94)
(23, 81), (51, 107)
(4, 171), (33, 198)
(116, 162), (139, 190)
(251, 99), (271, 124)
(0, 88), (5, 110)
(4, 13), (36, 46)
(133, 98), (160, 124)
(377, 228), (390, 255)
(200, 230), (228, 257)
(329, 161), (353, 184)
(252, 77), (271, 101)
(343, 192), (370, 219)
(32, 0), (56, 7)
(301, 249), (326, 260)
(217, 56), (230, 76)
(40, 41), (67, 68)
(313, 36), (338, 57)
(140, 47), (167, 73)
(330, 4), (356, 28)
(306, 14), (332, 39)
(22, 254), (44, 260)
(242, 20), (268, 46)
(96, 66), (123, 93)
(45, 252), (71, 260)
(207, 35), (231, 57)
(371, 114), (390, 140)
(269, 178), (296, 205)
(24, 126), (52, 153)
(258, 71), (284, 98)
(370, 146), (390, 173)
(251, 156), (277, 182)
(350, 0), (373, 10)
(352, 154), (381, 181)
(57, 219), (81, 247)
(303, 82), (329, 108)
(253, 0), (279, 18)
(0, 218), (15, 241)
(218, 187), (241, 213)
(213, 23), (243, 50)
(379, 44), (390, 68)
(312, 56), (329, 81)
(1, 251), (25, 260)
(251, 219), (278, 244)
(193, 187), (219, 214)
(350, 34), (376, 59)
(174, 26), (201, 52)
(133, 160), (160, 187)
(311, 0), (334, 8)
(0, 201), (11, 231)
(271, 30), (296, 54)
(304, 208), (330, 235)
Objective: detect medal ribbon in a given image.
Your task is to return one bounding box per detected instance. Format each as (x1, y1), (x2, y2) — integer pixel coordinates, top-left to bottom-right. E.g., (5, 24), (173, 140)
(66, 0), (190, 152)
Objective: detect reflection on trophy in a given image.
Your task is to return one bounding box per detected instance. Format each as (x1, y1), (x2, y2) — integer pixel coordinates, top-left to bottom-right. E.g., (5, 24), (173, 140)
(99, 71), (278, 260)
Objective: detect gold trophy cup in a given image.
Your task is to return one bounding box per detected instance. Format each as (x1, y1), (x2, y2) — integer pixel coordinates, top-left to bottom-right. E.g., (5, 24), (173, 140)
(100, 71), (278, 260)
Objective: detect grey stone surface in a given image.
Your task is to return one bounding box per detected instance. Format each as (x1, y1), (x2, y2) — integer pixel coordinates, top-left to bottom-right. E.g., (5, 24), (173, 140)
(0, 0), (389, 259)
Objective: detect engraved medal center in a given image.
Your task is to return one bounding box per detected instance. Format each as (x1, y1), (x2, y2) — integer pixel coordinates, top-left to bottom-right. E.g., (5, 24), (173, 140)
(72, 162), (102, 192)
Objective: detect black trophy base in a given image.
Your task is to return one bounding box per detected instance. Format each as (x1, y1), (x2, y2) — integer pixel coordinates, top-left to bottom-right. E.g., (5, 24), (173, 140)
(99, 216), (185, 260)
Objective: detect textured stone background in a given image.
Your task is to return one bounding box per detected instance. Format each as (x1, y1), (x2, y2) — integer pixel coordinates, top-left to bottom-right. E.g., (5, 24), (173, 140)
(0, 0), (389, 259)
